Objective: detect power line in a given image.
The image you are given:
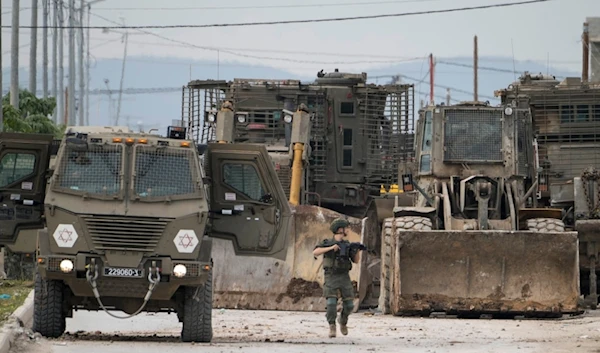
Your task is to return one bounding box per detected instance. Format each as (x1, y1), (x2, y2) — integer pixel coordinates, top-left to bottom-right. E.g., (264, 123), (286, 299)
(3, 0), (447, 11)
(3, 0), (554, 29)
(436, 60), (567, 79)
(89, 12), (426, 65)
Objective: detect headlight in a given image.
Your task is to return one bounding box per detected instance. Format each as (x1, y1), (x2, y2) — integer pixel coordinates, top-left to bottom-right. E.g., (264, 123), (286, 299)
(504, 107), (513, 116)
(207, 114), (215, 123)
(236, 115), (246, 123)
(284, 115), (292, 123)
(173, 264), (187, 278)
(59, 259), (74, 273)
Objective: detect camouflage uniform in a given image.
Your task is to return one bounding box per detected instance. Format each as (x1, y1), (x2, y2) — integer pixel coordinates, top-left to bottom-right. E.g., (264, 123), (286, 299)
(314, 218), (357, 337)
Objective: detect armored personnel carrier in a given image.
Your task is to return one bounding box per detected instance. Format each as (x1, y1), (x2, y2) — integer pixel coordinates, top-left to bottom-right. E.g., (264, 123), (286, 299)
(0, 125), (291, 342)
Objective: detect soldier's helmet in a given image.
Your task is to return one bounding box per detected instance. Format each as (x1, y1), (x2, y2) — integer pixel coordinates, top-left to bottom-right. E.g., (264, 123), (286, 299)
(330, 218), (350, 233)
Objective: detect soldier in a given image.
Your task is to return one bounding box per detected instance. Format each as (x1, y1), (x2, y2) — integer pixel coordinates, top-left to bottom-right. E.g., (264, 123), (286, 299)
(313, 218), (362, 338)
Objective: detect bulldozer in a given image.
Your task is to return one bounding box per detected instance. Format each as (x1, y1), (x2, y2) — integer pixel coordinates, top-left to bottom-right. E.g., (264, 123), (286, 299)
(181, 70), (416, 311)
(378, 100), (581, 318)
(495, 72), (600, 309)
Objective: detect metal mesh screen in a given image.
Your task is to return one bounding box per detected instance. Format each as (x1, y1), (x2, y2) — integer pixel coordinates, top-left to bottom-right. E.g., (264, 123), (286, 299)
(0, 152), (36, 187)
(532, 100), (600, 183)
(222, 163), (266, 201)
(55, 144), (122, 195)
(444, 109), (503, 162)
(133, 146), (199, 198)
(360, 84), (414, 185)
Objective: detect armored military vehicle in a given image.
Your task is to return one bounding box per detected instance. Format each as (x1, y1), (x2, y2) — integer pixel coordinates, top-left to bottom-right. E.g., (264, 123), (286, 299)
(378, 101), (580, 318)
(0, 125), (292, 342)
(181, 70), (416, 311)
(495, 72), (600, 308)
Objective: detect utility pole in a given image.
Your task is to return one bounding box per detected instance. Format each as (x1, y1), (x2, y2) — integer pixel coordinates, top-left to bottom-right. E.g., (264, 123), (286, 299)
(85, 2), (90, 125)
(428, 53), (434, 106)
(446, 88), (451, 106)
(10, 0), (20, 108)
(116, 17), (128, 125)
(52, 0), (58, 120)
(42, 0), (49, 98)
(68, 0), (75, 125)
(29, 0), (38, 95)
(1, 0), (3, 132)
(58, 0), (64, 124)
(583, 22), (589, 83)
(78, 0), (84, 125)
(474, 35), (478, 101)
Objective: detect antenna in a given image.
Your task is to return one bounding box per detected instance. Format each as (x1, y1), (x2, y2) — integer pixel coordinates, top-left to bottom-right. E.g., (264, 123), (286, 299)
(511, 38), (517, 82)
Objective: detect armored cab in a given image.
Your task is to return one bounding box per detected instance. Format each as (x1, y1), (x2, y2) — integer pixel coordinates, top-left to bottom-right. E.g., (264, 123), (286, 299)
(184, 70), (415, 216)
(378, 101), (580, 317)
(495, 72), (600, 307)
(0, 125), (291, 342)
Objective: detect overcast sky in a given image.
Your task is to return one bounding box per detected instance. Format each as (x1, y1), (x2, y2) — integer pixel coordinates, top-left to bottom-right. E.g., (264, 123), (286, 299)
(1, 0), (599, 77)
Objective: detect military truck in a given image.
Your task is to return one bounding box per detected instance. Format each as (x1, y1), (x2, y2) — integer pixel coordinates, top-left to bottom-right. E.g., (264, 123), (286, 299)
(378, 101), (581, 318)
(0, 125), (292, 342)
(181, 70), (416, 311)
(494, 72), (600, 308)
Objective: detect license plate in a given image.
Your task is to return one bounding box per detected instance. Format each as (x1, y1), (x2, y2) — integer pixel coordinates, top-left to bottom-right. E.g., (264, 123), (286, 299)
(103, 267), (143, 278)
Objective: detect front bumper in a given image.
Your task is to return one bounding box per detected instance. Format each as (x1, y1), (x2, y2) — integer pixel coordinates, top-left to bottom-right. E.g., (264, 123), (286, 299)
(37, 254), (211, 301)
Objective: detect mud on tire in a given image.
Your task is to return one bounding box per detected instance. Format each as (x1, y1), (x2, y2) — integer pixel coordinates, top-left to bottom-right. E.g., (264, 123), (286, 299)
(181, 269), (213, 343)
(380, 216), (433, 313)
(32, 272), (66, 338)
(526, 218), (565, 232)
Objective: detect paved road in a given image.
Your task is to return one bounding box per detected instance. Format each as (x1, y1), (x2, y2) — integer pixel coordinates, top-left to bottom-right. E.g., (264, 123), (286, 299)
(10, 309), (600, 353)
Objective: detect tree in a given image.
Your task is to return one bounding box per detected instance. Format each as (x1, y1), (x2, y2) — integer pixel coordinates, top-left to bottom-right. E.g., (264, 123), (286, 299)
(2, 89), (65, 137)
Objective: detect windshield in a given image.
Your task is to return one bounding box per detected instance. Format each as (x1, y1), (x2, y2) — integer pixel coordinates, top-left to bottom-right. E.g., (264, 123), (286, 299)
(133, 145), (199, 199)
(54, 144), (123, 196)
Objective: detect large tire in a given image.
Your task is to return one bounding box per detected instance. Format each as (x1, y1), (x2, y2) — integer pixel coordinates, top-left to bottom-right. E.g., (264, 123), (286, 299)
(379, 216), (433, 313)
(32, 272), (66, 338)
(526, 218), (565, 232)
(181, 269), (213, 343)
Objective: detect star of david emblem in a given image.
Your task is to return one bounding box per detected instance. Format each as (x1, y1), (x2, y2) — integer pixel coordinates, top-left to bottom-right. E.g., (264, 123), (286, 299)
(174, 229), (198, 253)
(52, 224), (78, 248)
(58, 228), (73, 243)
(178, 233), (194, 249)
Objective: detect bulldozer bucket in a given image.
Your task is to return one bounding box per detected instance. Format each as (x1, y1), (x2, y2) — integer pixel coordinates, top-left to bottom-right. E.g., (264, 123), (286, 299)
(381, 229), (581, 317)
(211, 204), (370, 312)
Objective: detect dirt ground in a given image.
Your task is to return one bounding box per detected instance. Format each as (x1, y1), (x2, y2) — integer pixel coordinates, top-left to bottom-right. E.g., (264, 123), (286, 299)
(8, 309), (600, 353)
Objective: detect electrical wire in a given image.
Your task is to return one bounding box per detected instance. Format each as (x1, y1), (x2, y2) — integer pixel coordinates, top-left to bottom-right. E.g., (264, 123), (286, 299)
(2, 0), (453, 12)
(3, 0), (554, 29)
(88, 12), (426, 65)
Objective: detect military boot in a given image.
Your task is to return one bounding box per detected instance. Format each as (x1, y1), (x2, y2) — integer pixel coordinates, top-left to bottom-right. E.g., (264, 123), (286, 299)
(329, 324), (336, 338)
(338, 317), (348, 336)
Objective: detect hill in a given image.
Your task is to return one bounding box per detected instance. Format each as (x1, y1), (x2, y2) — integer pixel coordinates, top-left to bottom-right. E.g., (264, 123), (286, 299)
(2, 55), (581, 132)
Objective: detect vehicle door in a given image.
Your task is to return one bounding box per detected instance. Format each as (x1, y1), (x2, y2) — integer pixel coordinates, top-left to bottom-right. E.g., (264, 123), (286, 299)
(206, 143), (292, 260)
(0, 133), (54, 245)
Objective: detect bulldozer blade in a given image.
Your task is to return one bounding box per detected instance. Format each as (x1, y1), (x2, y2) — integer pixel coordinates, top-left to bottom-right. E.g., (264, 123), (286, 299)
(211, 204), (370, 312)
(383, 230), (581, 317)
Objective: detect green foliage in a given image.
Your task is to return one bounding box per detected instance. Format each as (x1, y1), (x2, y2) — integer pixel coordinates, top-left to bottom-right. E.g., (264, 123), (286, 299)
(2, 89), (64, 138)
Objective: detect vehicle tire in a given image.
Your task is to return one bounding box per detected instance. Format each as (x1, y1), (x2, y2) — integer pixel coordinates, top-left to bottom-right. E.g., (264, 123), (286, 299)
(181, 269), (213, 343)
(32, 272), (66, 338)
(380, 216), (433, 313)
(526, 218), (565, 232)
